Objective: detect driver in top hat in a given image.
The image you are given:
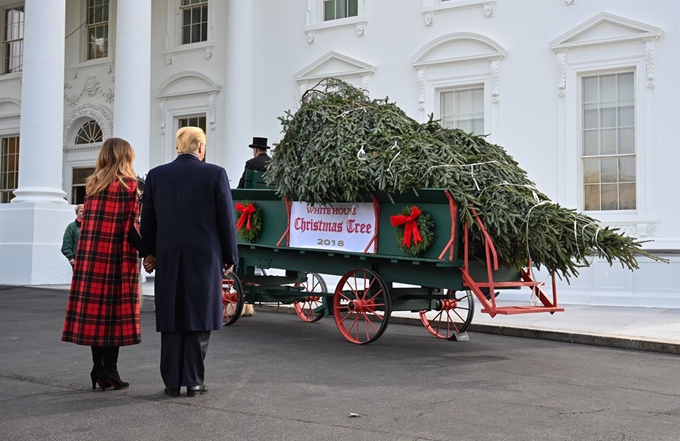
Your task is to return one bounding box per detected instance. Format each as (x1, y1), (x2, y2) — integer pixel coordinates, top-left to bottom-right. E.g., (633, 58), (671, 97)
(237, 137), (271, 189)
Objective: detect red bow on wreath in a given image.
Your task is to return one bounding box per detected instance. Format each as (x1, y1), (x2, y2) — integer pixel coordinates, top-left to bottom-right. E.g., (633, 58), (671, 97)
(390, 206), (423, 247)
(236, 202), (256, 230)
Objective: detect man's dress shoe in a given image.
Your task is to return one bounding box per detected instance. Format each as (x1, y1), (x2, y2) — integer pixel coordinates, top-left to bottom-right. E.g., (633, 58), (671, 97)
(187, 384), (208, 397)
(164, 387), (180, 397)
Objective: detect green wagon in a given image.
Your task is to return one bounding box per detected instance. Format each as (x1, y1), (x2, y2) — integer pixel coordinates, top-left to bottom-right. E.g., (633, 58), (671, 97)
(224, 172), (563, 345)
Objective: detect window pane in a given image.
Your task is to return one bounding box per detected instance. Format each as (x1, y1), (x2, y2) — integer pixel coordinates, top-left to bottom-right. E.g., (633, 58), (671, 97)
(583, 103), (598, 129)
(348, 0), (358, 16)
(583, 76), (598, 102)
(619, 128), (635, 154)
(324, 0), (334, 20)
(600, 158), (617, 183)
(600, 105), (616, 128)
(619, 157), (635, 183)
(600, 129), (616, 155)
(441, 92), (453, 118)
(455, 91), (469, 113)
(583, 158), (600, 184)
(618, 102), (634, 127)
(600, 74), (616, 101)
(471, 88), (483, 113)
(584, 184), (600, 211)
(583, 130), (598, 156)
(618, 72), (634, 100)
(600, 184), (618, 210)
(619, 183), (636, 209)
(472, 118), (484, 135)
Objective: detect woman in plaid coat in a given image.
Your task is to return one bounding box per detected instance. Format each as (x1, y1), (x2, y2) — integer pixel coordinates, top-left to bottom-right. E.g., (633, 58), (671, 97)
(62, 137), (150, 391)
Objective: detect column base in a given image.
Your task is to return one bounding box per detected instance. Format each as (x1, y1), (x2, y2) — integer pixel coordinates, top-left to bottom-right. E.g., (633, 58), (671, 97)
(11, 187), (67, 204)
(0, 203), (74, 285)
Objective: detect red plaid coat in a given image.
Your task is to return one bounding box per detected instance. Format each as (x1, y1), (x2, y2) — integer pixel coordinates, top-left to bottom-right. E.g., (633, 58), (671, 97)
(62, 177), (142, 347)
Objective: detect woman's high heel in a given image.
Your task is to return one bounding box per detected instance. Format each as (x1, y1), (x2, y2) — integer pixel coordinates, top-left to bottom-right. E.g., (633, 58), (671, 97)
(102, 346), (129, 389)
(90, 346), (108, 391)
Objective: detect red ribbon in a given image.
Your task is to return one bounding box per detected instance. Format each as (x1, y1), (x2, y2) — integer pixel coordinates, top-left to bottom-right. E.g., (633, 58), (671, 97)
(390, 206), (423, 247)
(236, 202), (256, 230)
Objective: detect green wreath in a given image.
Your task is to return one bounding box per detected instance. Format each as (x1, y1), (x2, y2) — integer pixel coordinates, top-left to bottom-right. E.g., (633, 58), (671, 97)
(394, 206), (435, 257)
(236, 201), (263, 243)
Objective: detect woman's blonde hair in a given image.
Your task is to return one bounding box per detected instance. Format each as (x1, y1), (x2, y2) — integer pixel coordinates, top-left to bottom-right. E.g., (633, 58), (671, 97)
(176, 126), (206, 154)
(85, 137), (136, 195)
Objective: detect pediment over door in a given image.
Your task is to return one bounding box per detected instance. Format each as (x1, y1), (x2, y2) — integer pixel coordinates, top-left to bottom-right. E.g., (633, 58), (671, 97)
(294, 51), (376, 92)
(156, 72), (221, 98)
(0, 99), (20, 118)
(411, 32), (506, 67)
(549, 12), (663, 51)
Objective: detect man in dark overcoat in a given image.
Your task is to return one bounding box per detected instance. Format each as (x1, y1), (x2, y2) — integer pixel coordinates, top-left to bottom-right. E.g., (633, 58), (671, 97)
(236, 136), (271, 188)
(141, 126), (238, 398)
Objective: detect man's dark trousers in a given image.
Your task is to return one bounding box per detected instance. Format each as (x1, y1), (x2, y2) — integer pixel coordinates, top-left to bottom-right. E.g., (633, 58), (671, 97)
(160, 331), (211, 389)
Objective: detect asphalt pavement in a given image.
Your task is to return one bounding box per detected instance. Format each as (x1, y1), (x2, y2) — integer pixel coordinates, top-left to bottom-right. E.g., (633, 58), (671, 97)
(0, 285), (679, 441)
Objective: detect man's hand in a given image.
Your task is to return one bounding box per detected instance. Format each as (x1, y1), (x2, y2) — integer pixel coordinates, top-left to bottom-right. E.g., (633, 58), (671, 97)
(143, 255), (156, 273)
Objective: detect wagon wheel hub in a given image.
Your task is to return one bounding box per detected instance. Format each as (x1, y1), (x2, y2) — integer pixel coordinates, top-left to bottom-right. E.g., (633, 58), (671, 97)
(440, 299), (458, 310)
(348, 299), (377, 314)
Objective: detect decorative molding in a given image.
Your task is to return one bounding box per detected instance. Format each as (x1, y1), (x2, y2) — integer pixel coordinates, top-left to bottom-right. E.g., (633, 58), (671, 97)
(416, 68), (426, 111)
(83, 76), (101, 97)
(644, 40), (656, 88)
(356, 23), (365, 37)
(549, 12), (663, 52)
(159, 99), (167, 135)
(608, 222), (658, 238)
(490, 59), (500, 103)
(361, 75), (370, 90)
(556, 51), (566, 97)
(63, 103), (113, 144)
(156, 71), (221, 98)
(298, 81), (309, 98)
(294, 51), (376, 83)
(306, 32), (315, 44)
(208, 92), (217, 130)
(565, 0), (574, 5)
(103, 89), (115, 103)
(421, 0), (496, 24)
(411, 32), (507, 68)
(205, 47), (213, 59)
(550, 13), (663, 95)
(165, 55), (173, 65)
(64, 76), (108, 107)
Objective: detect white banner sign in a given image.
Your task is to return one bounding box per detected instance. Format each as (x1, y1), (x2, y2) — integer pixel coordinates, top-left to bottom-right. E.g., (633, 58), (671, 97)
(289, 202), (377, 253)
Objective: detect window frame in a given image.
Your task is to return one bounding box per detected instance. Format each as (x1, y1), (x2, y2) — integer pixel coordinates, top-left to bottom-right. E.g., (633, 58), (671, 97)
(306, 0), (366, 32)
(439, 84), (486, 135)
(580, 71), (637, 213)
(179, 0), (208, 46)
(2, 3), (24, 76)
(72, 0), (115, 67)
(0, 134), (19, 203)
(84, 0), (110, 61)
(165, 0), (213, 56)
(563, 57), (657, 224)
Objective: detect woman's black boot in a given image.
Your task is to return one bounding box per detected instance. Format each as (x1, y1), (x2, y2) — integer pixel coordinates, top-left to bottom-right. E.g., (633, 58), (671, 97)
(90, 346), (107, 390)
(102, 346), (129, 389)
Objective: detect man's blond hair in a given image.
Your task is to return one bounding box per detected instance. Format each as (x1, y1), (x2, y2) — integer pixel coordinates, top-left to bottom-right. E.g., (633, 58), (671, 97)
(176, 126), (206, 154)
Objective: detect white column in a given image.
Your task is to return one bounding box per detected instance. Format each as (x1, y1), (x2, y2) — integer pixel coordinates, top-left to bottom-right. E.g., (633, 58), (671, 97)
(113, 0), (151, 174)
(12, 0), (66, 204)
(224, 0), (255, 187)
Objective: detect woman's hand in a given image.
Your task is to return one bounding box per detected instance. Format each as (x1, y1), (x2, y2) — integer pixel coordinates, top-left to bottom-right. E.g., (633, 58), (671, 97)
(143, 255), (156, 273)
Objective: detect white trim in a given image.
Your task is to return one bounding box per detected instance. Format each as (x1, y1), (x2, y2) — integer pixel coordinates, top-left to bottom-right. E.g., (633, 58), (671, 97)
(165, 0), (213, 54)
(421, 0), (495, 25)
(305, 0), (367, 40)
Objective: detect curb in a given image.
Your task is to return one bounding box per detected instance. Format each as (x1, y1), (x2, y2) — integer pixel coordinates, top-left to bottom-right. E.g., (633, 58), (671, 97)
(252, 304), (680, 355)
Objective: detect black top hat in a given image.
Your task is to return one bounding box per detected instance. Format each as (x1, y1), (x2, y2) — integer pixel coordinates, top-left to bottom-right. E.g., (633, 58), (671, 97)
(249, 137), (270, 149)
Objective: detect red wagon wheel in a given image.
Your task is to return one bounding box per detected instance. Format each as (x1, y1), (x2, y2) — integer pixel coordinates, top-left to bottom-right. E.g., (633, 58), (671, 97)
(222, 272), (244, 326)
(294, 272), (328, 323)
(419, 289), (474, 339)
(333, 268), (391, 345)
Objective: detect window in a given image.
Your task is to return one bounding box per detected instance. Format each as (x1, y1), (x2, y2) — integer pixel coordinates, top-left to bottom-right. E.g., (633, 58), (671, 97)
(0, 135), (19, 203)
(75, 120), (103, 144)
(324, 0), (358, 21)
(178, 116), (206, 133)
(86, 0), (109, 60)
(582, 72), (635, 211)
(3, 6), (23, 74)
(72, 167), (94, 204)
(181, 0), (208, 45)
(440, 87), (484, 134)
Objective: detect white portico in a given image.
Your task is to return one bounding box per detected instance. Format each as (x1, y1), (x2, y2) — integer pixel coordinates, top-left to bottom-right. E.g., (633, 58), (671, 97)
(0, 0), (152, 285)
